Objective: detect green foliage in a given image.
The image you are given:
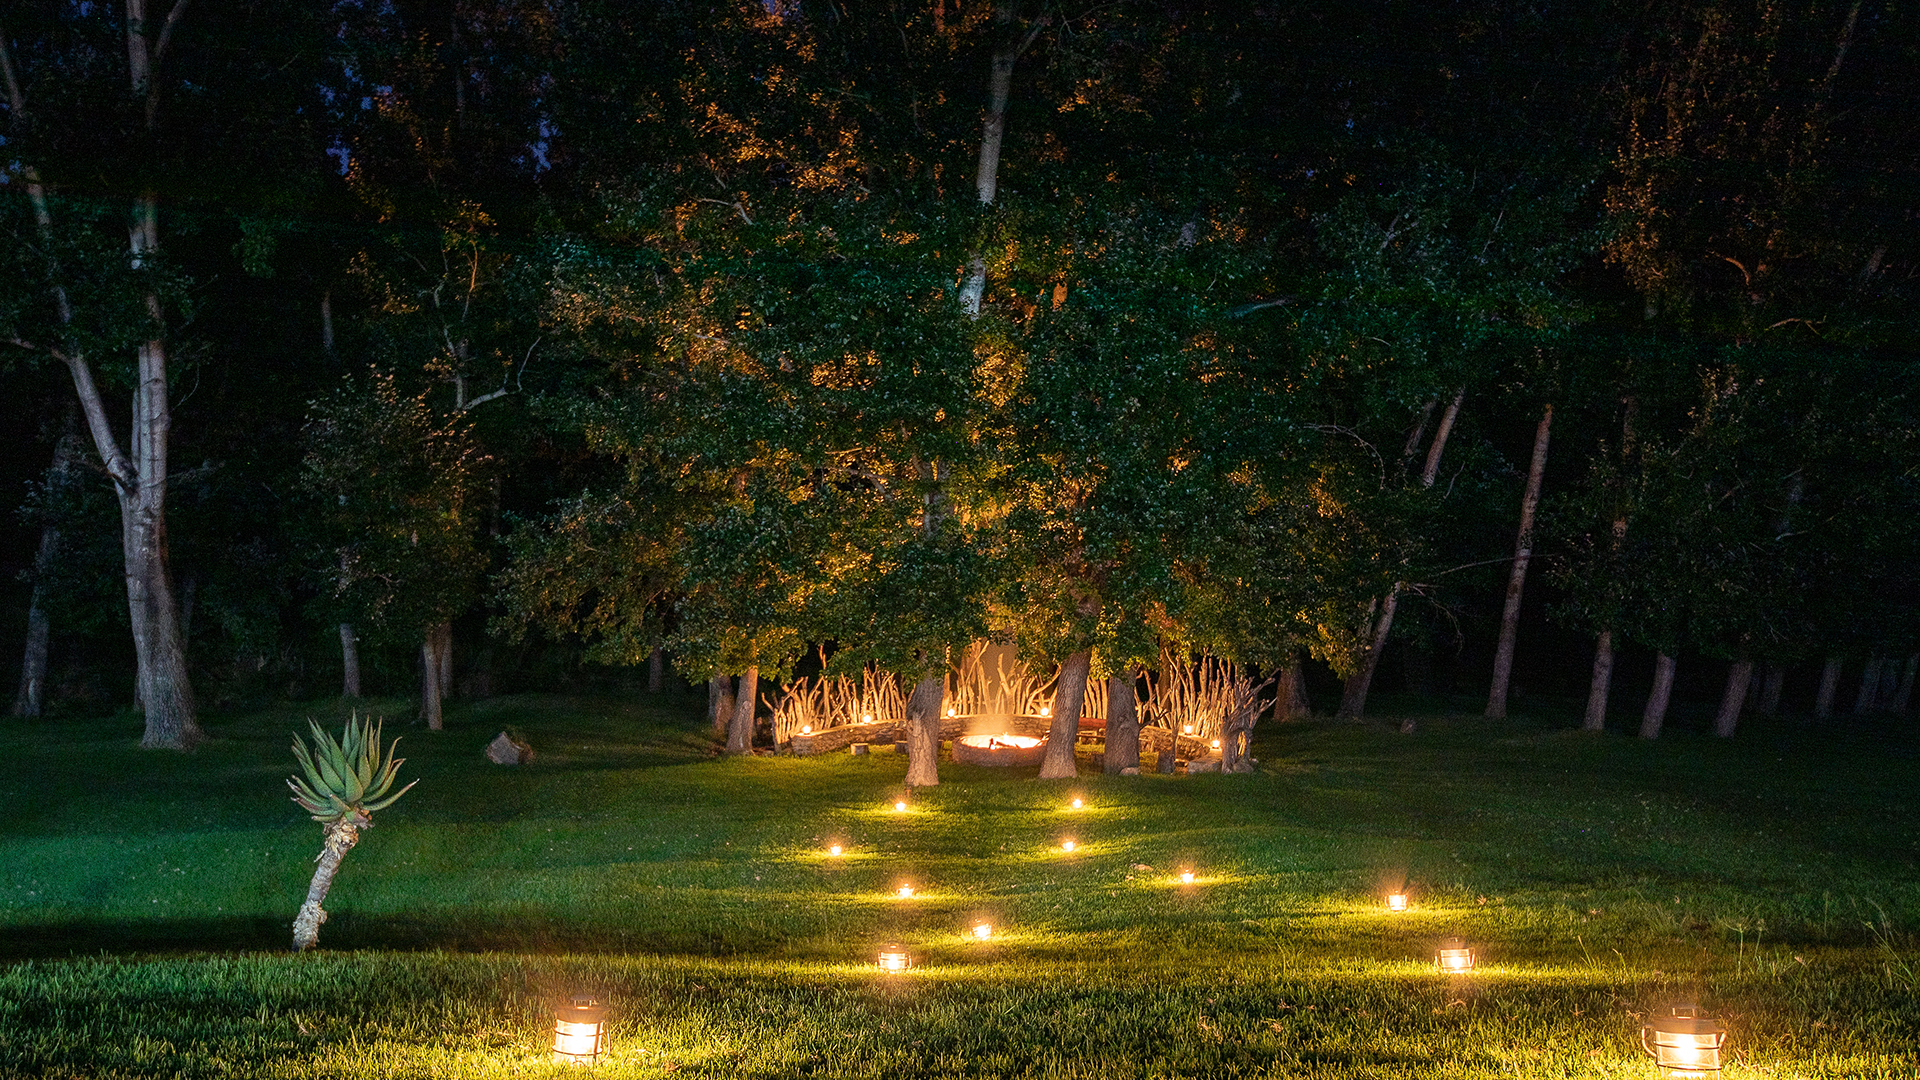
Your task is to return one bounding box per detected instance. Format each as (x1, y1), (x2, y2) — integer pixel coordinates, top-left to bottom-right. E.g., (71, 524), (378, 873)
(286, 713), (415, 825)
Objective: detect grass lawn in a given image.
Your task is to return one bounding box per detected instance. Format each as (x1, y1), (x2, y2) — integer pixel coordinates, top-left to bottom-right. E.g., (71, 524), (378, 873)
(1, 690), (1918, 1077)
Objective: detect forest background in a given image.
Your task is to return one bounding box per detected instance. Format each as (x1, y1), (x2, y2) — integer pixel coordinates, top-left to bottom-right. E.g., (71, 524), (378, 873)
(2, 0), (1916, 757)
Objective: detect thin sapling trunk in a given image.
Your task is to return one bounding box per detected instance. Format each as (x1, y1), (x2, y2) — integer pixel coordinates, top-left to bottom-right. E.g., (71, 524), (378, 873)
(1640, 652), (1676, 739)
(1715, 658), (1754, 738)
(1815, 657), (1841, 718)
(1486, 404), (1553, 719)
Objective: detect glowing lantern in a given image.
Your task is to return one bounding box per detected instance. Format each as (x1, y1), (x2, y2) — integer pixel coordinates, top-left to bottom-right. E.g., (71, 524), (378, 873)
(1039, 705), (1051, 717)
(862, 712), (873, 723)
(1210, 738), (1221, 751)
(877, 944), (911, 972)
(894, 799), (908, 812)
(827, 844), (843, 857)
(972, 922), (993, 940)
(947, 706), (956, 717)
(1436, 938), (1475, 973)
(1061, 839), (1077, 853)
(1387, 893), (1408, 912)
(800, 724), (812, 735)
(1070, 797), (1083, 809)
(1180, 870), (1195, 884)
(896, 883), (915, 899)
(551, 996), (609, 1065)
(1641, 1005), (1727, 1078)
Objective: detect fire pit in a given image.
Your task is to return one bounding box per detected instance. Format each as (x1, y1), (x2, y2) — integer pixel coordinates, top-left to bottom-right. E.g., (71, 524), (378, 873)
(953, 733), (1046, 767)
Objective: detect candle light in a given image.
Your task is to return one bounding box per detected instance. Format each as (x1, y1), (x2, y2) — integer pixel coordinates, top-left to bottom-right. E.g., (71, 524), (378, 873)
(1641, 1005), (1728, 1078)
(894, 800), (908, 812)
(862, 712), (873, 723)
(1039, 705), (1051, 717)
(1210, 738), (1221, 750)
(1070, 797), (1083, 809)
(801, 724), (812, 734)
(1182, 723), (1195, 735)
(551, 996), (609, 1065)
(947, 706), (956, 717)
(1436, 937), (1475, 973)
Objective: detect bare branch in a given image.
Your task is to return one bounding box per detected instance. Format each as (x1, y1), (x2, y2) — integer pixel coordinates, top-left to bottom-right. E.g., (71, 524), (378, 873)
(696, 198), (754, 225)
(0, 24), (27, 117)
(153, 0), (191, 66)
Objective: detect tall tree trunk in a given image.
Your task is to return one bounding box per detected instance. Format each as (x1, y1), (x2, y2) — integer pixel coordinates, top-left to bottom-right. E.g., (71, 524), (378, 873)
(1337, 592), (1397, 721)
(1814, 656), (1841, 718)
(959, 41), (1018, 315)
(726, 667), (757, 754)
(1639, 652), (1676, 739)
(1039, 649), (1090, 779)
(1272, 653), (1308, 721)
(291, 818), (361, 951)
(1582, 629), (1616, 732)
(904, 675), (943, 786)
(1486, 404), (1554, 719)
(338, 624), (361, 698)
(1756, 665), (1784, 715)
(431, 621), (453, 700)
(12, 420), (76, 718)
(1853, 653), (1883, 714)
(1714, 658), (1753, 738)
(419, 632), (443, 731)
(1420, 390), (1465, 488)
(1877, 655), (1901, 711)
(709, 675), (734, 735)
(1892, 654), (1917, 715)
(1103, 672), (1140, 773)
(648, 645), (665, 693)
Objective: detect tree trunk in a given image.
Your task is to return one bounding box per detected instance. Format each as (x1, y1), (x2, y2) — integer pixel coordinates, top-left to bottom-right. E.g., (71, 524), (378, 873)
(1892, 654), (1917, 715)
(1337, 591), (1397, 721)
(1639, 652), (1675, 739)
(1853, 653), (1883, 713)
(291, 818), (361, 951)
(1714, 659), (1753, 738)
(419, 633), (443, 731)
(13, 417), (79, 718)
(1814, 656), (1841, 718)
(1486, 404), (1554, 719)
(1103, 672), (1140, 773)
(1271, 655), (1306, 722)
(958, 41), (1020, 315)
(648, 645), (665, 693)
(1582, 629), (1615, 732)
(1420, 389), (1465, 488)
(726, 666), (757, 754)
(904, 675), (943, 786)
(432, 621), (453, 700)
(338, 623), (361, 699)
(1877, 655), (1902, 711)
(709, 675), (734, 735)
(1756, 664), (1784, 715)
(1039, 649), (1090, 779)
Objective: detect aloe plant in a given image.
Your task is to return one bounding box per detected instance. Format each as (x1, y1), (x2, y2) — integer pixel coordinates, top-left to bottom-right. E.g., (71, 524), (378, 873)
(288, 715), (416, 951)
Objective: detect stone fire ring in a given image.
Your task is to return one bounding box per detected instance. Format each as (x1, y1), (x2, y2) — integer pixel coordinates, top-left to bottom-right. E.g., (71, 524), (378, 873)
(953, 733), (1047, 767)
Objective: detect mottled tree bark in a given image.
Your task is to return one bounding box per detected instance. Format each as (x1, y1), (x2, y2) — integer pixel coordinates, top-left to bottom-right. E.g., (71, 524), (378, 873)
(1039, 649), (1090, 779)
(1814, 656), (1841, 719)
(1639, 652), (1676, 739)
(647, 645), (665, 693)
(1582, 630), (1616, 732)
(726, 667), (758, 754)
(1103, 672), (1140, 774)
(338, 624), (361, 699)
(709, 675), (734, 736)
(904, 675), (943, 787)
(1714, 658), (1753, 738)
(1487, 404), (1553, 719)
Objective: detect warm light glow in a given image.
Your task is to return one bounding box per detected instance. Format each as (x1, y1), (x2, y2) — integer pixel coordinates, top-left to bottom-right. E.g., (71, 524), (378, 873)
(1387, 893), (1408, 911)
(894, 799), (908, 812)
(1436, 939), (1474, 972)
(551, 997), (608, 1065)
(877, 945), (910, 972)
(1210, 738), (1221, 750)
(1061, 839), (1077, 853)
(1642, 1006), (1728, 1078)
(827, 844), (843, 857)
(947, 706), (956, 717)
(1039, 705), (1051, 717)
(862, 713), (873, 723)
(800, 724), (812, 735)
(1070, 797), (1083, 809)
(972, 922), (993, 940)
(963, 734), (1042, 749)
(1180, 870), (1195, 884)
(1182, 724), (1195, 735)
(897, 883), (915, 899)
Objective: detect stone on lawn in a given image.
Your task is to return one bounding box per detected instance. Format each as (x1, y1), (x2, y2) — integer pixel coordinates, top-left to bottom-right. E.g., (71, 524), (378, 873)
(1186, 756), (1222, 774)
(486, 731), (534, 765)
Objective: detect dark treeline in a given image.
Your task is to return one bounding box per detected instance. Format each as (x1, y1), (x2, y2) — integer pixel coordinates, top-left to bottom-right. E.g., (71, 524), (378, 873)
(2, 1), (1916, 755)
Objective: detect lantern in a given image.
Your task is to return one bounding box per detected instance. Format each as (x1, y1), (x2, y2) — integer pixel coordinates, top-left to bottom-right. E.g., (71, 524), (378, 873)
(1210, 738), (1221, 751)
(1180, 870), (1195, 884)
(1182, 723), (1195, 735)
(894, 799), (908, 812)
(1387, 893), (1408, 911)
(862, 712), (874, 723)
(800, 724), (812, 735)
(877, 943), (911, 972)
(1641, 1005), (1727, 1078)
(827, 843), (843, 857)
(552, 996), (609, 1065)
(1060, 839), (1077, 853)
(972, 921), (993, 941)
(1039, 705), (1051, 717)
(1070, 797), (1084, 809)
(896, 883), (915, 899)
(1436, 938), (1475, 973)
(947, 706), (957, 717)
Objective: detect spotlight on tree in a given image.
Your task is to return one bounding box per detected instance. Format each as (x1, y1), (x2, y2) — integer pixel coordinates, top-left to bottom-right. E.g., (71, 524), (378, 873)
(551, 997), (609, 1065)
(1641, 1004), (1727, 1078)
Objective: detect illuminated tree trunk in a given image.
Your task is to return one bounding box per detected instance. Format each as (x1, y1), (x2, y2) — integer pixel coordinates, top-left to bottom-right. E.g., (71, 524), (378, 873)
(1639, 652), (1675, 739)
(338, 624), (361, 699)
(1814, 656), (1841, 718)
(1714, 658), (1752, 738)
(419, 630), (444, 731)
(1039, 648), (1090, 779)
(1272, 652), (1310, 720)
(1103, 672), (1140, 774)
(1486, 404), (1553, 719)
(709, 675), (734, 735)
(292, 816), (362, 951)
(726, 666), (757, 754)
(904, 675), (943, 787)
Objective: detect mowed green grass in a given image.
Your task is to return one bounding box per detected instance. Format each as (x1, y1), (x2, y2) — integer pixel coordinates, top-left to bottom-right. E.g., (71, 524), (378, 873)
(1, 690), (1917, 1077)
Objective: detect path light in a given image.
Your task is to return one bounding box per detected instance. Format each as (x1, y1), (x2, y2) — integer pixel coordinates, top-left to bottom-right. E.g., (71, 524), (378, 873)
(862, 712), (873, 723)
(877, 943), (911, 973)
(827, 843), (843, 857)
(1180, 870), (1195, 885)
(1210, 738), (1221, 751)
(896, 882), (915, 899)
(551, 996), (609, 1065)
(972, 921), (993, 941)
(1070, 796), (1084, 810)
(947, 706), (957, 717)
(1387, 893), (1408, 911)
(1641, 1004), (1727, 1078)
(1182, 723), (1195, 735)
(894, 799), (908, 812)
(801, 724), (812, 735)
(1039, 705), (1051, 717)
(1436, 938), (1475, 973)
(1061, 839), (1077, 853)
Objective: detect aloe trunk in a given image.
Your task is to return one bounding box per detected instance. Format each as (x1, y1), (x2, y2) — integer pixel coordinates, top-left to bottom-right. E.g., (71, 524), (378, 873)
(292, 816), (363, 951)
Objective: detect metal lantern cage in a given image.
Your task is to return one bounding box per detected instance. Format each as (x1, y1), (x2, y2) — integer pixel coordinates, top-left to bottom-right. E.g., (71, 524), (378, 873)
(1641, 1005), (1727, 1078)
(1436, 938), (1475, 973)
(877, 943), (912, 973)
(551, 996), (609, 1066)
